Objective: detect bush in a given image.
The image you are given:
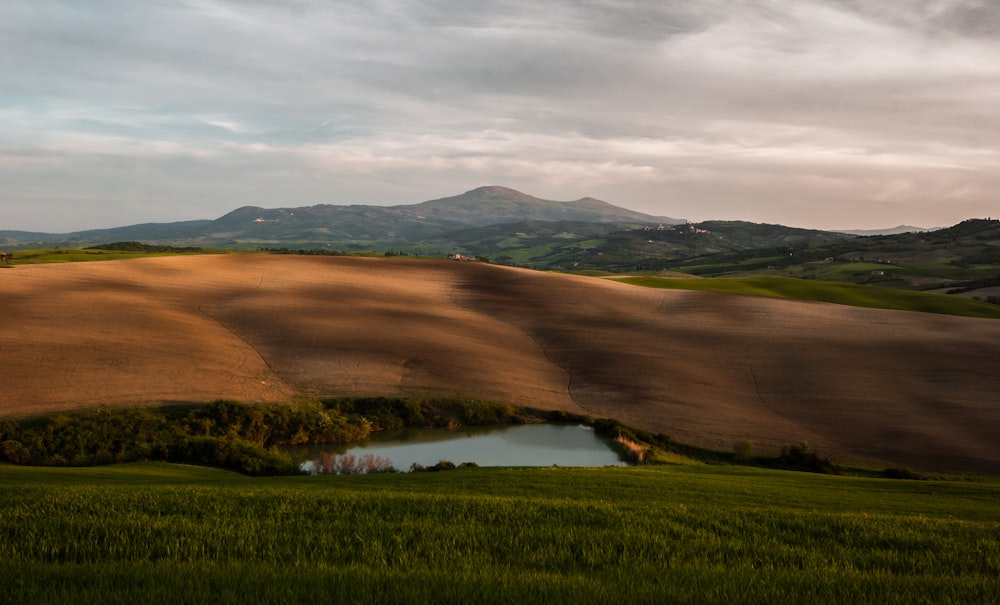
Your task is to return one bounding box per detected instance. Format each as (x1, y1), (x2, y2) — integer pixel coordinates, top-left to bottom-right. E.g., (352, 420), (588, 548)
(881, 467), (927, 480)
(593, 418), (634, 441)
(461, 401), (518, 425)
(732, 440), (754, 463)
(410, 460), (459, 472)
(775, 442), (841, 474)
(1, 440), (31, 464)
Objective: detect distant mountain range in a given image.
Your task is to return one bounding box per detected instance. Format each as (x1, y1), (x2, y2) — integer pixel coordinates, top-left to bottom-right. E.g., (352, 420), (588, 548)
(0, 186), (682, 249)
(3, 186), (998, 293)
(833, 225), (934, 236)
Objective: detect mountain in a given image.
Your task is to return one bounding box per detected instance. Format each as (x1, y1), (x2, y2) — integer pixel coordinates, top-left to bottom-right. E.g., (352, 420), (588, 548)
(409, 186), (675, 225)
(0, 186), (682, 249)
(0, 231), (53, 248)
(834, 225), (933, 236)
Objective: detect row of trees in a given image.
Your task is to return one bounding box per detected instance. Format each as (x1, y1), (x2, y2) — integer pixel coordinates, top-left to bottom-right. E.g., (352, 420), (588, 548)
(0, 399), (373, 475)
(0, 398), (562, 475)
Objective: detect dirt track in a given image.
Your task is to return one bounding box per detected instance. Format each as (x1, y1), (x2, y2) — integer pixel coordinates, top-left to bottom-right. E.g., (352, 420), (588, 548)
(2, 255), (998, 473)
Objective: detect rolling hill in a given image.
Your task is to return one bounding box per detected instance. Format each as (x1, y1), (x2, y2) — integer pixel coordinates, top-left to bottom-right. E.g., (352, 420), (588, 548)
(428, 218), (1000, 292)
(458, 220), (855, 271)
(661, 218), (1000, 289)
(2, 254), (998, 474)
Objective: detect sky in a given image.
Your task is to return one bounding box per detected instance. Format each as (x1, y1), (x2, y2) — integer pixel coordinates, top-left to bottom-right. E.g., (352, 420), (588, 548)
(2, 0), (999, 232)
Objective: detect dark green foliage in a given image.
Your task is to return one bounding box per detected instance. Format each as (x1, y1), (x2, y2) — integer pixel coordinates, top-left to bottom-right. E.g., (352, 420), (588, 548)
(0, 399), (556, 476)
(408, 460), (472, 472)
(159, 436), (297, 476)
(732, 440), (754, 463)
(321, 397), (532, 431)
(591, 418), (672, 451)
(591, 418), (631, 440)
(774, 442), (841, 474)
(0, 400), (371, 475)
(163, 399), (373, 447)
(324, 397), (425, 430)
(1, 440), (30, 465)
(257, 247), (346, 256)
(84, 241), (202, 253)
(540, 410), (590, 424)
(459, 400), (521, 425)
(881, 467), (928, 480)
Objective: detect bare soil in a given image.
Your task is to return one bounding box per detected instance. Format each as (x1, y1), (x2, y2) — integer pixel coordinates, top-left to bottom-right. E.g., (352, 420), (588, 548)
(2, 255), (998, 473)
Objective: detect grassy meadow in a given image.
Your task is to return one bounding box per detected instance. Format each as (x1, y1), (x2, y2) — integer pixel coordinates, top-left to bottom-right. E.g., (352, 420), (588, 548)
(614, 275), (1000, 318)
(2, 245), (218, 265)
(1, 462), (998, 604)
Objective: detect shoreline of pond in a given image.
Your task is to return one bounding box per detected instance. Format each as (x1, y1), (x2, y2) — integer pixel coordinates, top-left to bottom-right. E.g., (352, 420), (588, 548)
(292, 423), (632, 474)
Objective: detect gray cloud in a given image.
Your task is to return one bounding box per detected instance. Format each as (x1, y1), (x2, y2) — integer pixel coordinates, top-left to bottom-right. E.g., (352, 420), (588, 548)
(2, 0), (997, 231)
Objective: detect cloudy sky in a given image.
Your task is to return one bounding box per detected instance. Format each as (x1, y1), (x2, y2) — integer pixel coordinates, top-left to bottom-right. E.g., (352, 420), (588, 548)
(3, 0), (998, 232)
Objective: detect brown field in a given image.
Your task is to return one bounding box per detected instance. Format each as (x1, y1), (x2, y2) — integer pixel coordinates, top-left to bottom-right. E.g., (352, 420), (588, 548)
(2, 255), (998, 473)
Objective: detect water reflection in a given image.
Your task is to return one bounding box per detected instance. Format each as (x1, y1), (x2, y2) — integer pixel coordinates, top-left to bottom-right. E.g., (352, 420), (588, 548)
(294, 424), (628, 472)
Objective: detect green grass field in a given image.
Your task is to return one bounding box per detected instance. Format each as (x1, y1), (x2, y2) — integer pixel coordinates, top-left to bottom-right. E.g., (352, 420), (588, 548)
(1, 462), (997, 604)
(4, 247), (223, 264)
(614, 275), (1000, 319)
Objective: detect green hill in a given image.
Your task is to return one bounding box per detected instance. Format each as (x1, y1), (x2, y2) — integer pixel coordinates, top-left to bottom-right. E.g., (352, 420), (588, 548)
(614, 275), (1000, 319)
(665, 219), (1000, 288)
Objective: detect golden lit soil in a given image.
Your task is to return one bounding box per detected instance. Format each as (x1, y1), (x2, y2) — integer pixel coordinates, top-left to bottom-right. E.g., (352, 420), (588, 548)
(2, 255), (998, 473)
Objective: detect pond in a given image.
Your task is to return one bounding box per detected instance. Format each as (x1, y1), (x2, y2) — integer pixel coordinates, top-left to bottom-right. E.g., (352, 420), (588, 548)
(294, 424), (628, 473)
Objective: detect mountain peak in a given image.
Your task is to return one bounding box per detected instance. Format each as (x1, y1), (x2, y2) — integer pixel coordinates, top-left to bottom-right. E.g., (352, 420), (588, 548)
(456, 185), (540, 203)
(468, 185), (527, 196)
(408, 186), (680, 226)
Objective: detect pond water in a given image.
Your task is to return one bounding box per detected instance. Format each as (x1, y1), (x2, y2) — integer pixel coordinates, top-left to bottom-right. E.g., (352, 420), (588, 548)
(294, 424), (628, 472)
